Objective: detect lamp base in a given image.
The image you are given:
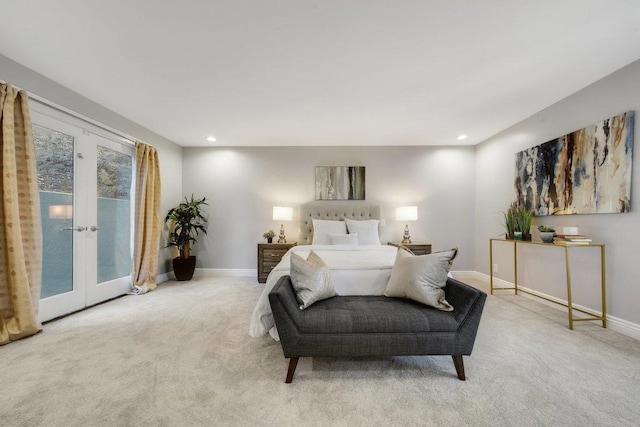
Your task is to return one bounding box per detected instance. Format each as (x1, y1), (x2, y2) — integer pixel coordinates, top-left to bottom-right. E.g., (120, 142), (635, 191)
(278, 223), (287, 244)
(401, 224), (411, 244)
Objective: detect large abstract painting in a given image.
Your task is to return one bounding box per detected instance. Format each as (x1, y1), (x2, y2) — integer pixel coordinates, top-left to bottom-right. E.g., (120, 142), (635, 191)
(315, 166), (366, 200)
(515, 111), (635, 215)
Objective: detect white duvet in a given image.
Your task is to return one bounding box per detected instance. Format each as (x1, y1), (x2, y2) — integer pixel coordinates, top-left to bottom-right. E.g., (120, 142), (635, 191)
(249, 245), (399, 339)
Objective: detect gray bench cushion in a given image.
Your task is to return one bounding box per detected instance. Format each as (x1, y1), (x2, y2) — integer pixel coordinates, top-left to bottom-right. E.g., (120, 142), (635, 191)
(296, 296), (460, 334)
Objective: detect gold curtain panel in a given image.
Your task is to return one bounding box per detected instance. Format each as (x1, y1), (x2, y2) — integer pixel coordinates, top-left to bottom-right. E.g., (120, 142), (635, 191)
(0, 83), (43, 344)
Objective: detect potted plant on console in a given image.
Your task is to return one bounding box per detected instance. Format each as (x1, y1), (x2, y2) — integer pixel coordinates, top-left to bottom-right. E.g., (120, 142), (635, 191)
(165, 195), (208, 281)
(503, 201), (533, 241)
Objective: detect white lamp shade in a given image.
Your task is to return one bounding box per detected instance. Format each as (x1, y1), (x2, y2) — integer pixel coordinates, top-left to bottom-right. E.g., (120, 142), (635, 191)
(396, 206), (418, 221)
(273, 206), (293, 221)
(49, 204), (73, 219)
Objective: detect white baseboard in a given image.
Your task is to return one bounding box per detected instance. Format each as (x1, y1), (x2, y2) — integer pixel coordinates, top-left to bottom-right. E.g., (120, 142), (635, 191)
(449, 271), (478, 281)
(193, 268), (257, 279)
(157, 272), (171, 284)
(473, 272), (640, 341)
(607, 315), (640, 341)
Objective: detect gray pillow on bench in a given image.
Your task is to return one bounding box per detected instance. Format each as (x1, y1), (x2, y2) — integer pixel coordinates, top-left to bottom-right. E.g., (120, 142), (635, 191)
(384, 248), (457, 311)
(290, 251), (335, 309)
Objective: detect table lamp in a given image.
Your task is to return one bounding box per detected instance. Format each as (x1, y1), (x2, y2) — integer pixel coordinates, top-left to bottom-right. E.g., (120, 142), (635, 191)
(396, 206), (418, 244)
(273, 206), (293, 243)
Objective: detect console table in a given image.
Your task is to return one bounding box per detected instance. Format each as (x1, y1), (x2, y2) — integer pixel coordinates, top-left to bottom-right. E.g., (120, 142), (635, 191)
(489, 238), (606, 330)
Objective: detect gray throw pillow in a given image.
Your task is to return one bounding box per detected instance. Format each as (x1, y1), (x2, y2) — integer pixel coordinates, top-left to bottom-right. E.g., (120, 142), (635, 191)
(290, 251), (336, 309)
(384, 248), (458, 311)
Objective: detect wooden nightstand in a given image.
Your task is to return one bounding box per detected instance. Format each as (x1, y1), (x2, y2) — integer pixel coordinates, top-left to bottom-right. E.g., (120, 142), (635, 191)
(387, 242), (432, 255)
(257, 242), (297, 283)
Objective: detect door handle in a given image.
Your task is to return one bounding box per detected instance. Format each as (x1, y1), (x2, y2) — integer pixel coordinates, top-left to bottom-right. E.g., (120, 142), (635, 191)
(90, 226), (102, 232)
(63, 226), (86, 232)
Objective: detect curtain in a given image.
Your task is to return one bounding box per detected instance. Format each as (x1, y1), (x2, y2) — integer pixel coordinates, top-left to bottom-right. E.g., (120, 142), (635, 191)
(131, 141), (161, 294)
(0, 83), (43, 344)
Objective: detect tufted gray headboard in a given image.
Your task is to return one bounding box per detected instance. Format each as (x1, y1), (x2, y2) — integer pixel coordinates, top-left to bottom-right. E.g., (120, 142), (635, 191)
(299, 203), (381, 244)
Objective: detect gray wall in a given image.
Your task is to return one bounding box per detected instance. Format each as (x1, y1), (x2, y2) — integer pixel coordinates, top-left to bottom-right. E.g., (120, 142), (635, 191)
(474, 59), (640, 326)
(0, 54), (184, 274)
(182, 146), (476, 271)
(5, 50), (639, 329)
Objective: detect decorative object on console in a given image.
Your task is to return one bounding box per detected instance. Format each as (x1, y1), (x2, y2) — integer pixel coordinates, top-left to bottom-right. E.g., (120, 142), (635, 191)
(273, 206), (293, 243)
(396, 206), (418, 244)
(563, 226), (579, 235)
(315, 166), (366, 200)
(553, 234), (592, 246)
(165, 195), (208, 281)
(502, 201), (532, 240)
(537, 225), (556, 243)
(515, 111), (635, 215)
(262, 229), (276, 243)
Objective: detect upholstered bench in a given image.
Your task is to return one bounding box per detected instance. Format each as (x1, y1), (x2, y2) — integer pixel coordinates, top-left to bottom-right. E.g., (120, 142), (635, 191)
(268, 275), (487, 383)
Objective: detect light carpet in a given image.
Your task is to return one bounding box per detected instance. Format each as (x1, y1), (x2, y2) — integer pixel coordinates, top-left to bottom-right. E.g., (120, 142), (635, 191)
(1, 276), (639, 426)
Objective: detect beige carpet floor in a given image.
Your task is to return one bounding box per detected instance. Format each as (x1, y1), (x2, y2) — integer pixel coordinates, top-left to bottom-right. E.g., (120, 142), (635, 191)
(1, 275), (639, 427)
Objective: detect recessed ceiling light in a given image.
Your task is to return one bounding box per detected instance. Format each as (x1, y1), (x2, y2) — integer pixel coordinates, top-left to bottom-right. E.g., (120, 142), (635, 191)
(457, 134), (468, 141)
(206, 136), (217, 142)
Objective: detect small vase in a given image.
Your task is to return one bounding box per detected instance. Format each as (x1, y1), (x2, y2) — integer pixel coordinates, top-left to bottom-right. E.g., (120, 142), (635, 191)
(267, 237), (273, 243)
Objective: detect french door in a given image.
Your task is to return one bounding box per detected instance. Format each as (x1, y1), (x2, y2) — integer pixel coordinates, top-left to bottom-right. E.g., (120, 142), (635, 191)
(31, 109), (135, 321)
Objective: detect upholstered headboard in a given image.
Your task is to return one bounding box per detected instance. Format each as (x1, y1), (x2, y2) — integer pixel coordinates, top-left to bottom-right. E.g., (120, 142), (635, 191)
(299, 203), (381, 244)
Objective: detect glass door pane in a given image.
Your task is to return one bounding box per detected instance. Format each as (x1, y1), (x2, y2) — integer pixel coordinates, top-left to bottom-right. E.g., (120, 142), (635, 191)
(96, 146), (132, 283)
(34, 124), (75, 298)
(85, 134), (134, 306)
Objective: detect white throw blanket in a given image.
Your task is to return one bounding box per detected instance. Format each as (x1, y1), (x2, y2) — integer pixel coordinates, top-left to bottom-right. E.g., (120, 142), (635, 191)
(249, 245), (398, 339)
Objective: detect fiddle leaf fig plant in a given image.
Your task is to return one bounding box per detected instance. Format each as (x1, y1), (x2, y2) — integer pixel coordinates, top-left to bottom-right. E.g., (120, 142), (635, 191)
(165, 195), (208, 259)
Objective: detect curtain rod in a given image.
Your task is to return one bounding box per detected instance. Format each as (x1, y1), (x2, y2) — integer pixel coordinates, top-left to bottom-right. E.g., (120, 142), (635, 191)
(2, 79), (137, 146)
(28, 94), (137, 147)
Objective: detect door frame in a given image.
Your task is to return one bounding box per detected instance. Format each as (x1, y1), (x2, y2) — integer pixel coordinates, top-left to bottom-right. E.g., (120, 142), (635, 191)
(31, 104), (135, 321)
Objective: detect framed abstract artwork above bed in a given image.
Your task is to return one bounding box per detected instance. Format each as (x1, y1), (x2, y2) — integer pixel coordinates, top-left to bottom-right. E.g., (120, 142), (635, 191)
(315, 166), (366, 200)
(515, 111), (635, 215)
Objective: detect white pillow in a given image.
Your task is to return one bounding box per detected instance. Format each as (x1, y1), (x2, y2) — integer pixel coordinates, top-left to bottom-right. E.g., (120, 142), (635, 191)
(384, 248), (458, 311)
(290, 251), (336, 309)
(312, 219), (347, 245)
(344, 219), (380, 245)
(329, 233), (359, 245)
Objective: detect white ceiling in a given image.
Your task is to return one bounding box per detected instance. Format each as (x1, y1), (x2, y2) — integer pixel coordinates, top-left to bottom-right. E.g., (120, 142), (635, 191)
(1, 1), (639, 147)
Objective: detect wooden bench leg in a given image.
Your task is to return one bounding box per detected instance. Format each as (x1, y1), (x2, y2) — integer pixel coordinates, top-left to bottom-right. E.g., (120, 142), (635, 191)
(452, 355), (466, 381)
(285, 357), (299, 383)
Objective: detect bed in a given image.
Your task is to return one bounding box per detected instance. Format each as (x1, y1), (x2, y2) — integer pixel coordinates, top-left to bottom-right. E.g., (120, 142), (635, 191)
(249, 203), (398, 340)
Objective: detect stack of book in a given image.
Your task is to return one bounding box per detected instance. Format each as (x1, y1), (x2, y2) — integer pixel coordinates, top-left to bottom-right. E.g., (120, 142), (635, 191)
(553, 234), (593, 246)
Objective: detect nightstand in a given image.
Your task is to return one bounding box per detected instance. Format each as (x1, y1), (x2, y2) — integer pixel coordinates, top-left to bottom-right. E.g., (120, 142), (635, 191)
(387, 242), (432, 255)
(257, 242), (297, 283)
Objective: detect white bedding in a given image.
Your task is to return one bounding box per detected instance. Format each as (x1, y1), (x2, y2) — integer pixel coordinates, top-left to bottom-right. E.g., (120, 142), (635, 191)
(249, 245), (398, 339)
